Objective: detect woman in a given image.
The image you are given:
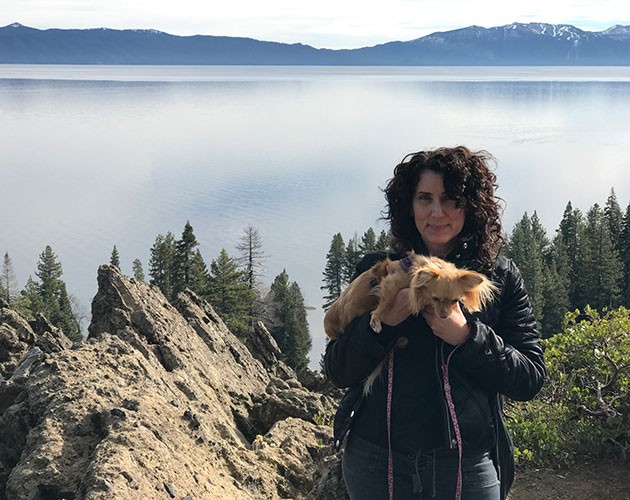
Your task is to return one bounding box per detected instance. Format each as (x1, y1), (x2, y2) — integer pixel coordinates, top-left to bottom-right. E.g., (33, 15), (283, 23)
(324, 146), (546, 500)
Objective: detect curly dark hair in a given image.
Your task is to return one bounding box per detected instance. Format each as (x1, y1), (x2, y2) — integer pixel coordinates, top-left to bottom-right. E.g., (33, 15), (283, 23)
(383, 145), (505, 271)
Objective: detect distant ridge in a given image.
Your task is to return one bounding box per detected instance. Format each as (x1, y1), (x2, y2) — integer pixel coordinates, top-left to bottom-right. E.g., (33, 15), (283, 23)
(2, 22), (630, 65)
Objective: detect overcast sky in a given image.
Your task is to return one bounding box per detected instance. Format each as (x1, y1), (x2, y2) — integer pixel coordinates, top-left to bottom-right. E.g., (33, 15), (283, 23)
(3, 0), (630, 49)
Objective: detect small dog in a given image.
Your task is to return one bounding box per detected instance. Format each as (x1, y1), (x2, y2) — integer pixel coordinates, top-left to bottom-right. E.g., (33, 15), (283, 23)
(370, 255), (497, 332)
(323, 253), (496, 395)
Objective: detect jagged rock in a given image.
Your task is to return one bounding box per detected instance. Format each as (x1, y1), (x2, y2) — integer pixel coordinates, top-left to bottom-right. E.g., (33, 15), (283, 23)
(243, 321), (295, 379)
(0, 308), (72, 379)
(0, 308), (36, 379)
(9, 347), (43, 381)
(0, 265), (341, 499)
(298, 368), (346, 400)
(250, 379), (338, 436)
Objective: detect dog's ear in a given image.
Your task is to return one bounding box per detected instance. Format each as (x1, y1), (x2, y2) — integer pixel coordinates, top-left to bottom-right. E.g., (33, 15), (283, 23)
(458, 270), (484, 289)
(412, 268), (438, 288)
(384, 260), (400, 275)
(372, 260), (390, 280)
(408, 268), (438, 314)
(458, 271), (496, 312)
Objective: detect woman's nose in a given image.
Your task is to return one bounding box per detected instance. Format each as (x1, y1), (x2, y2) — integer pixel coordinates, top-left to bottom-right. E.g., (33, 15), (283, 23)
(431, 200), (445, 216)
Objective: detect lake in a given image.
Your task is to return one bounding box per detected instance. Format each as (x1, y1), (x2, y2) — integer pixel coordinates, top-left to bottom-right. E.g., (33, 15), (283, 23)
(1, 65), (630, 369)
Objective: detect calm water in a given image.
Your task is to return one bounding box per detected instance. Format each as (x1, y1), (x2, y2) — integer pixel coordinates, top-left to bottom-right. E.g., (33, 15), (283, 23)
(2, 65), (630, 368)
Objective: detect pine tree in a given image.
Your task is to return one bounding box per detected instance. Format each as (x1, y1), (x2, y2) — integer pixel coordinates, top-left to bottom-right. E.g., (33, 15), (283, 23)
(110, 245), (120, 268)
(344, 235), (361, 282)
(604, 188), (623, 252)
(359, 228), (378, 255)
(173, 221), (200, 296)
(1, 252), (19, 304)
(556, 202), (584, 308)
(148, 231), (177, 300)
(33, 246), (81, 342)
(321, 233), (346, 309)
(14, 276), (45, 317)
(189, 250), (210, 295)
(132, 259), (145, 282)
(376, 230), (390, 251)
(359, 227), (390, 254)
(543, 235), (571, 336)
(286, 281), (311, 372)
(236, 225), (267, 290)
(205, 249), (254, 336)
(577, 204), (622, 310)
(507, 212), (547, 331)
(236, 225), (267, 326)
(269, 270), (311, 371)
(37, 245), (63, 293)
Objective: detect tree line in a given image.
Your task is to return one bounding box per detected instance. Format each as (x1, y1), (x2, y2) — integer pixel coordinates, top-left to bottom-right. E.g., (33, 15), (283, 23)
(1, 223), (312, 372)
(507, 189), (630, 337)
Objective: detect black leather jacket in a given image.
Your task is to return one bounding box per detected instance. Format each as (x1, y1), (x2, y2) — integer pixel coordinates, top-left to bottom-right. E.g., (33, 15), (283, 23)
(324, 243), (546, 500)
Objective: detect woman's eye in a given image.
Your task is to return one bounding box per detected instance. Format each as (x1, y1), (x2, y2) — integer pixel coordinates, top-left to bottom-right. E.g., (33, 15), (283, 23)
(444, 198), (458, 208)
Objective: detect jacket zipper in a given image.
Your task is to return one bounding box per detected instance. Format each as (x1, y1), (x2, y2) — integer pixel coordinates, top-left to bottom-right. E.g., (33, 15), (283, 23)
(438, 340), (467, 450)
(436, 341), (456, 449)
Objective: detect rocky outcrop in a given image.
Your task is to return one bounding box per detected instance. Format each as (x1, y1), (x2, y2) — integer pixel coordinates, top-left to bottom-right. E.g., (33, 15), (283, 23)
(0, 265), (344, 500)
(0, 308), (72, 380)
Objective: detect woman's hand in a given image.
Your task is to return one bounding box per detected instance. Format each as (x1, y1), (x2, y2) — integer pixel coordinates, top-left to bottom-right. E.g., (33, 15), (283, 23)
(381, 288), (412, 327)
(422, 302), (470, 346)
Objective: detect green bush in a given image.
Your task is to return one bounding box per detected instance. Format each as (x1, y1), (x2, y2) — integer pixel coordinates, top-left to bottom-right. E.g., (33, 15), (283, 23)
(506, 306), (629, 466)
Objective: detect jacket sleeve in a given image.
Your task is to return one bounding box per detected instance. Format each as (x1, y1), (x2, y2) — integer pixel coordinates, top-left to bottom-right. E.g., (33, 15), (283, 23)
(455, 257), (547, 401)
(324, 253), (401, 388)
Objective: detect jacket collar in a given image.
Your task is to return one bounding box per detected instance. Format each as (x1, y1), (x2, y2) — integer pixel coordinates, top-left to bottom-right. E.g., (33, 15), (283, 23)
(411, 232), (477, 265)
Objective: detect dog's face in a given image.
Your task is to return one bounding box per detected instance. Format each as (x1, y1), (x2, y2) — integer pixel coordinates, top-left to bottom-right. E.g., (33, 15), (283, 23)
(409, 265), (494, 318)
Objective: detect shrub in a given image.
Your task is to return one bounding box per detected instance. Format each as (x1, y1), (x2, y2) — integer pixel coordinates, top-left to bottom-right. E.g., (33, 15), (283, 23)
(506, 306), (630, 466)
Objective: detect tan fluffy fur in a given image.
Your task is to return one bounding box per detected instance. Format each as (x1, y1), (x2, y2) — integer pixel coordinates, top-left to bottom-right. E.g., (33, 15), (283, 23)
(323, 259), (391, 340)
(368, 254), (432, 332)
(406, 257), (497, 320)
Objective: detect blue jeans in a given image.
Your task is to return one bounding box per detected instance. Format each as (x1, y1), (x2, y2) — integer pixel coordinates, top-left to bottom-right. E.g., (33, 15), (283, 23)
(342, 435), (500, 500)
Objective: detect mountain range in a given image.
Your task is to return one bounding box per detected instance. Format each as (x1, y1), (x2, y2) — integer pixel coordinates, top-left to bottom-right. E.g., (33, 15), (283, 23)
(1, 22), (630, 65)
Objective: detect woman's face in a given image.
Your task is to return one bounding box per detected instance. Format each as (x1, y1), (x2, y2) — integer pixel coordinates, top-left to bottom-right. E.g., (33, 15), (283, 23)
(412, 169), (466, 257)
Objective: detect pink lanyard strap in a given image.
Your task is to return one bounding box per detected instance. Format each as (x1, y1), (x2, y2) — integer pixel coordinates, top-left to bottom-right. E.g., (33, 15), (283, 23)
(387, 349), (395, 500)
(443, 347), (463, 500)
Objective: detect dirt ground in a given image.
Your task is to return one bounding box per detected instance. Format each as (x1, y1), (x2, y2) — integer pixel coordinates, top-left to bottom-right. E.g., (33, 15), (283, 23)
(508, 462), (630, 500)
